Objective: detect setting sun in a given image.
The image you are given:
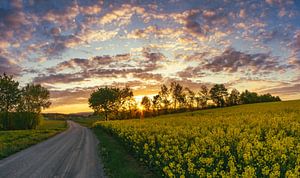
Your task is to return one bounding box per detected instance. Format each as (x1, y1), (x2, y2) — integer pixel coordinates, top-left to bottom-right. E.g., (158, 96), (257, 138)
(0, 0), (299, 114)
(1, 0), (300, 177)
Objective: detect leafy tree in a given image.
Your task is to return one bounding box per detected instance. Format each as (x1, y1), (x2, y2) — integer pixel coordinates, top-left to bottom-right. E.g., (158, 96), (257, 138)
(0, 73), (21, 112)
(158, 84), (170, 110)
(152, 94), (161, 114)
(240, 90), (281, 104)
(178, 93), (186, 108)
(185, 87), (195, 109)
(89, 87), (119, 121)
(198, 85), (210, 108)
(117, 86), (135, 119)
(118, 87), (134, 108)
(240, 90), (259, 104)
(259, 93), (281, 102)
(141, 96), (151, 111)
(209, 84), (228, 107)
(227, 88), (240, 106)
(18, 84), (51, 113)
(170, 82), (184, 109)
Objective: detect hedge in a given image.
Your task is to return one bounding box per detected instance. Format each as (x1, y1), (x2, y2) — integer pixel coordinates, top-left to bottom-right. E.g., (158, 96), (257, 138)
(0, 112), (43, 130)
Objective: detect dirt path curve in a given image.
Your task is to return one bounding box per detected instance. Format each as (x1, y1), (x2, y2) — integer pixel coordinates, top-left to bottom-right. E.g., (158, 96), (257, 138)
(0, 121), (106, 178)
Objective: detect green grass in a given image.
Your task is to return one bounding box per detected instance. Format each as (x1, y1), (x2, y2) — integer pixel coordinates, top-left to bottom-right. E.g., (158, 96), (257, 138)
(0, 119), (67, 159)
(70, 117), (101, 128)
(93, 127), (159, 178)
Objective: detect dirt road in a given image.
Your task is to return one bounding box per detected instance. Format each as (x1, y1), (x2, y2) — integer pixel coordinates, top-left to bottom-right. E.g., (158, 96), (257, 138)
(0, 121), (106, 178)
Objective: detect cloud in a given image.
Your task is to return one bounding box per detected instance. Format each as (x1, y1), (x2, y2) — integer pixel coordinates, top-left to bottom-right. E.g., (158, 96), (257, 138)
(132, 73), (163, 81)
(33, 73), (86, 84)
(177, 66), (206, 78)
(35, 50), (165, 84)
(127, 25), (183, 39)
(0, 10), (29, 29)
(0, 0), (107, 61)
(1, 0), (300, 110)
(47, 58), (89, 73)
(47, 54), (131, 73)
(77, 29), (118, 44)
(49, 88), (94, 106)
(0, 56), (22, 75)
(293, 31), (300, 52)
(183, 10), (207, 39)
(202, 48), (285, 73)
(99, 4), (144, 26)
(10, 0), (23, 9)
(239, 9), (246, 18)
(261, 83), (300, 95)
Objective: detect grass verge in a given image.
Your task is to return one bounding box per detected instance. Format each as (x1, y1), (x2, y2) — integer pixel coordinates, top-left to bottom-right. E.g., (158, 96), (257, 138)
(72, 117), (158, 177)
(0, 120), (67, 159)
(93, 127), (159, 178)
(70, 117), (99, 128)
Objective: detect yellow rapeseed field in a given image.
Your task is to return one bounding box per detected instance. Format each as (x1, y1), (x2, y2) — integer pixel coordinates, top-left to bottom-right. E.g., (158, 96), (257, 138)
(94, 100), (300, 177)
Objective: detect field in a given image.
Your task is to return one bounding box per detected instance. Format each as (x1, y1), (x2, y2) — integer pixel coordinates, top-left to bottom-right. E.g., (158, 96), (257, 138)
(94, 100), (300, 177)
(0, 120), (67, 159)
(70, 117), (100, 128)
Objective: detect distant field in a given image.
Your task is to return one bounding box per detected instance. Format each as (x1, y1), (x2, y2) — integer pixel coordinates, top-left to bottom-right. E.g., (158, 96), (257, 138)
(94, 100), (300, 177)
(0, 120), (67, 159)
(70, 117), (100, 128)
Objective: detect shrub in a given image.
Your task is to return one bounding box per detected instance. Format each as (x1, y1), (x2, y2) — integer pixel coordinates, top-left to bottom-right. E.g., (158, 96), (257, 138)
(0, 112), (43, 130)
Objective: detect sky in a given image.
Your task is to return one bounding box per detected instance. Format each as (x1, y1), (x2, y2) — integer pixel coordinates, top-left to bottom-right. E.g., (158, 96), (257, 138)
(0, 0), (300, 113)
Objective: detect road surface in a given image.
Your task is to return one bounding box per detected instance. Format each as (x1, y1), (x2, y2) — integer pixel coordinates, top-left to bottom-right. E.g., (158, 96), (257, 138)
(0, 121), (106, 178)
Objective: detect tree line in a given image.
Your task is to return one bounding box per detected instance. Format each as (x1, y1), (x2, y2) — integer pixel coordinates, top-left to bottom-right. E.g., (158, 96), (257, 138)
(89, 82), (281, 120)
(0, 73), (51, 130)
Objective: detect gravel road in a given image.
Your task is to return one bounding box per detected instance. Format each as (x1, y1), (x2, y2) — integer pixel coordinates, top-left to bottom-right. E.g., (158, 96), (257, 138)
(0, 121), (106, 178)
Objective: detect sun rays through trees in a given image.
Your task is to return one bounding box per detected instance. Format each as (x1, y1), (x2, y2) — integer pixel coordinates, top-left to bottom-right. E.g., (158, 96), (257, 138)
(89, 82), (281, 120)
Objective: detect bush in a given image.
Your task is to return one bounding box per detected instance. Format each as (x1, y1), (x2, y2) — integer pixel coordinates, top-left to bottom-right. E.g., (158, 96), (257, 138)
(0, 112), (43, 130)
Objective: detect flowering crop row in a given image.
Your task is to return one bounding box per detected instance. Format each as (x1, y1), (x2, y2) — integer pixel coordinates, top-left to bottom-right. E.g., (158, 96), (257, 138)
(94, 100), (300, 177)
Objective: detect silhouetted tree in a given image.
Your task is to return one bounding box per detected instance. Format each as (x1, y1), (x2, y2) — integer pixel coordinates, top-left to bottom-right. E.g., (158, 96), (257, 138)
(185, 87), (195, 109)
(152, 94), (161, 115)
(88, 83), (281, 121)
(199, 85), (210, 108)
(89, 87), (119, 121)
(259, 93), (281, 102)
(117, 86), (135, 119)
(0, 74), (22, 129)
(141, 96), (151, 111)
(18, 84), (51, 113)
(170, 82), (184, 109)
(227, 88), (240, 106)
(0, 73), (21, 113)
(159, 84), (170, 111)
(209, 84), (228, 107)
(240, 90), (259, 104)
(240, 90), (281, 104)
